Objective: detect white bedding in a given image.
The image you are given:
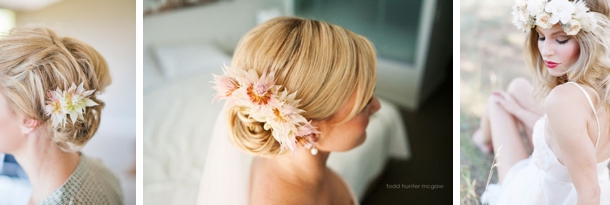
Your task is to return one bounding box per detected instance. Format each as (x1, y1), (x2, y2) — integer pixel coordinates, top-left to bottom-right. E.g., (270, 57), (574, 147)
(143, 65), (410, 204)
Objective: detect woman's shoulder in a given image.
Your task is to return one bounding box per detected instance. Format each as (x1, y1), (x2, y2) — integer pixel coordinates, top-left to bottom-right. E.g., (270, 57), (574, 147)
(545, 83), (596, 113)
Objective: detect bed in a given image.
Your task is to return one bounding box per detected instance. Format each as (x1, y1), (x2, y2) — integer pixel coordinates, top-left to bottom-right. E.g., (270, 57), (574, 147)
(143, 40), (410, 204)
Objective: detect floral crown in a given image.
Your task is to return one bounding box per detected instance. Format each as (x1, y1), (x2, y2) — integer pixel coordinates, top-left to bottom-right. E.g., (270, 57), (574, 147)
(512, 0), (598, 35)
(212, 65), (320, 154)
(45, 82), (98, 128)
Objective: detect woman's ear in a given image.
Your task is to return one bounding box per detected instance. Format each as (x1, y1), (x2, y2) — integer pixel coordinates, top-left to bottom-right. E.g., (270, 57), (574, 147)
(20, 117), (40, 135)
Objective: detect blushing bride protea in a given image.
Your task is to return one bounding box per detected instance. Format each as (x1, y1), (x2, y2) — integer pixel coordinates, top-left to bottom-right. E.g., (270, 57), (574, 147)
(45, 88), (67, 128)
(45, 82), (98, 128)
(211, 66), (321, 153)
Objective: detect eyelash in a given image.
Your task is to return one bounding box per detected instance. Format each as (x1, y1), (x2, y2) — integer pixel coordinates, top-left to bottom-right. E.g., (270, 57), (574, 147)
(537, 36), (570, 45)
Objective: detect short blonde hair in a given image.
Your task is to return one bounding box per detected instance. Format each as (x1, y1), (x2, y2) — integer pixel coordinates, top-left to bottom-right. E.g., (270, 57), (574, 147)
(524, 0), (610, 111)
(0, 27), (111, 152)
(227, 17), (377, 156)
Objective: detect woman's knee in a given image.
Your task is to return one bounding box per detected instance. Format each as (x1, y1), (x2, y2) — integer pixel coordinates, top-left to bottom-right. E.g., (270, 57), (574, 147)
(506, 77), (531, 95)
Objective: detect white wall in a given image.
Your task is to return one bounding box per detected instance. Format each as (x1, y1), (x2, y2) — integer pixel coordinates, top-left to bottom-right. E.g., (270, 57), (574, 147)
(15, 0), (136, 139)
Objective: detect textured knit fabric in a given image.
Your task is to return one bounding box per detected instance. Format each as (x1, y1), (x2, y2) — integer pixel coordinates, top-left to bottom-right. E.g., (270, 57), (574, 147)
(39, 154), (123, 205)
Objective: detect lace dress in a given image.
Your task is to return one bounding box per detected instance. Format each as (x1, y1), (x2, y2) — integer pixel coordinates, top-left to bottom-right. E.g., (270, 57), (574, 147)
(482, 82), (610, 205)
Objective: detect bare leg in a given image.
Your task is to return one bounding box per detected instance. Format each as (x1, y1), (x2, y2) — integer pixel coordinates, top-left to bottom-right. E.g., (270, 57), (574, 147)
(472, 77), (542, 153)
(505, 77), (543, 150)
(472, 104), (493, 153)
(488, 100), (529, 183)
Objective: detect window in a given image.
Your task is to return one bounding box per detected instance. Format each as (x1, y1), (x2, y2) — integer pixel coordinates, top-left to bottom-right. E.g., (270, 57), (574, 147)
(294, 0), (422, 65)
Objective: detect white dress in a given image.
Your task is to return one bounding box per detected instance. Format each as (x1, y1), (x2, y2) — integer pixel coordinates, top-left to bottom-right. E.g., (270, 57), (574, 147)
(482, 82), (610, 205)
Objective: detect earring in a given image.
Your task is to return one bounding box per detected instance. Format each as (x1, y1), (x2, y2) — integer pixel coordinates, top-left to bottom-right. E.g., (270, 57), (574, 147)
(296, 134), (318, 155)
(310, 143), (318, 155)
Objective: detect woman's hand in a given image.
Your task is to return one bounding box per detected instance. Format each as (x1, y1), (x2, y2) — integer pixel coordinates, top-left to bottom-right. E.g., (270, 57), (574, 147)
(491, 91), (523, 115)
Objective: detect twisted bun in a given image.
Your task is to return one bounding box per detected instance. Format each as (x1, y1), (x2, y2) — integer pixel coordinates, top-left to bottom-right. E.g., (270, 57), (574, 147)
(228, 106), (281, 155)
(0, 27), (111, 152)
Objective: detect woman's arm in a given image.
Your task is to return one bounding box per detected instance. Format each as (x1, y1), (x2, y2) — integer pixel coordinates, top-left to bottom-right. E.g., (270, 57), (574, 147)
(545, 84), (600, 205)
(491, 91), (541, 130)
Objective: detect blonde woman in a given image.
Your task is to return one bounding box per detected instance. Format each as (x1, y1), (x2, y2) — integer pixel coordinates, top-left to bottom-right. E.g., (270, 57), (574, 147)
(0, 28), (122, 204)
(197, 17), (380, 204)
(474, 0), (610, 204)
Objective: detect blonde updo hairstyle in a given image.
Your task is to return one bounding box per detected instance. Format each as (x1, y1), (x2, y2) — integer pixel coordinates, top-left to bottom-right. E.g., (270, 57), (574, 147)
(524, 0), (610, 110)
(0, 27), (111, 152)
(227, 17), (377, 156)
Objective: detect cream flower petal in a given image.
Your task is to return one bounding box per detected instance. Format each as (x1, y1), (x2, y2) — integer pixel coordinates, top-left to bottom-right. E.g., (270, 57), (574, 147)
(83, 98), (98, 107)
(69, 110), (79, 124)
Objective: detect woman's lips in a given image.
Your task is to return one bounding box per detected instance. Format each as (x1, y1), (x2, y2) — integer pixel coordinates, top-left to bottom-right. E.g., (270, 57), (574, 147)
(545, 60), (559, 69)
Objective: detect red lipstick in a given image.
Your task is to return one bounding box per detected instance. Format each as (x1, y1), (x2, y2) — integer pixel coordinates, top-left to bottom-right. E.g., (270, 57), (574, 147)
(545, 60), (559, 69)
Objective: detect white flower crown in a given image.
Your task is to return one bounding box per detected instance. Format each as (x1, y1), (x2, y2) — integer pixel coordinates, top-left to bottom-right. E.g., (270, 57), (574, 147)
(212, 65), (320, 153)
(512, 0), (598, 35)
(45, 82), (98, 128)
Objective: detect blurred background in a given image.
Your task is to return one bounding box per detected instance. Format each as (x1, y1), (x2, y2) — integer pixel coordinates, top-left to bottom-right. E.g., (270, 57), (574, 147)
(459, 0), (531, 204)
(0, 0), (136, 204)
(143, 0), (451, 204)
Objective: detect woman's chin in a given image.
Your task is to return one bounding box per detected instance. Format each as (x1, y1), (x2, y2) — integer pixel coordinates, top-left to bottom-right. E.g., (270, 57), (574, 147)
(547, 68), (568, 77)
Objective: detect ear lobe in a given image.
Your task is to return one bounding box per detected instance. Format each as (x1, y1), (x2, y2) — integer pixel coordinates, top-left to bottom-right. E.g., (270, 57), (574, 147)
(20, 117), (40, 135)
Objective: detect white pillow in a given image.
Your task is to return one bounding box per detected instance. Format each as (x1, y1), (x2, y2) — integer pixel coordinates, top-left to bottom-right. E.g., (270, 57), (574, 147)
(152, 43), (231, 81)
(143, 47), (165, 92)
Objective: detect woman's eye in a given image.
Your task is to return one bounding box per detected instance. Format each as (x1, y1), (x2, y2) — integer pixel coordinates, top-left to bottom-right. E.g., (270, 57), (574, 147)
(538, 36), (545, 41)
(557, 39), (569, 44)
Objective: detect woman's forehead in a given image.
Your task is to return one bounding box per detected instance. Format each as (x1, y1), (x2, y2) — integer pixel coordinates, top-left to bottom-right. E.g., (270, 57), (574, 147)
(536, 24), (566, 36)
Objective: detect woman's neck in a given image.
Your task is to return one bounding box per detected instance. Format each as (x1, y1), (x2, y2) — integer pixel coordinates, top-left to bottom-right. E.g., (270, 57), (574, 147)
(265, 145), (330, 186)
(12, 132), (80, 205)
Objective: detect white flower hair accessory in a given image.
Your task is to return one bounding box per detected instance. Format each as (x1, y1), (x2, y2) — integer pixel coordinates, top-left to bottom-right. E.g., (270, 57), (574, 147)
(45, 82), (98, 128)
(512, 0), (598, 35)
(212, 65), (321, 154)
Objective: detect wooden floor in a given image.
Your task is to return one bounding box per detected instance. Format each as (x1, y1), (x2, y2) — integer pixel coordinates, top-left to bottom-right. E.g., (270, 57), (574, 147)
(362, 68), (453, 204)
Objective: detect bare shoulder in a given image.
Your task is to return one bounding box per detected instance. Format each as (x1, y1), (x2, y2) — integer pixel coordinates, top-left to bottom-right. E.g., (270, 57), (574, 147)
(544, 83), (593, 115)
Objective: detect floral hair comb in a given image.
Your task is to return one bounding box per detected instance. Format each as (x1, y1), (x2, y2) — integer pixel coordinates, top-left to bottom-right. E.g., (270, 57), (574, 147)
(45, 82), (98, 128)
(512, 0), (598, 35)
(212, 65), (321, 154)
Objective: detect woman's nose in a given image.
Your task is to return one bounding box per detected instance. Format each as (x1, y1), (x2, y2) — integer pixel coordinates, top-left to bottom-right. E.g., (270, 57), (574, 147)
(540, 40), (554, 57)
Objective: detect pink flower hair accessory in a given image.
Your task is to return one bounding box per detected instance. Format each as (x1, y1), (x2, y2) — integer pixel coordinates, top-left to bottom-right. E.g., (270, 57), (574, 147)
(212, 65), (321, 154)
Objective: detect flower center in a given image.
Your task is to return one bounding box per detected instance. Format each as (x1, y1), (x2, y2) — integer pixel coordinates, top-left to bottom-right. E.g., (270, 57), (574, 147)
(254, 83), (267, 96)
(247, 85), (271, 105)
(52, 101), (62, 113)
